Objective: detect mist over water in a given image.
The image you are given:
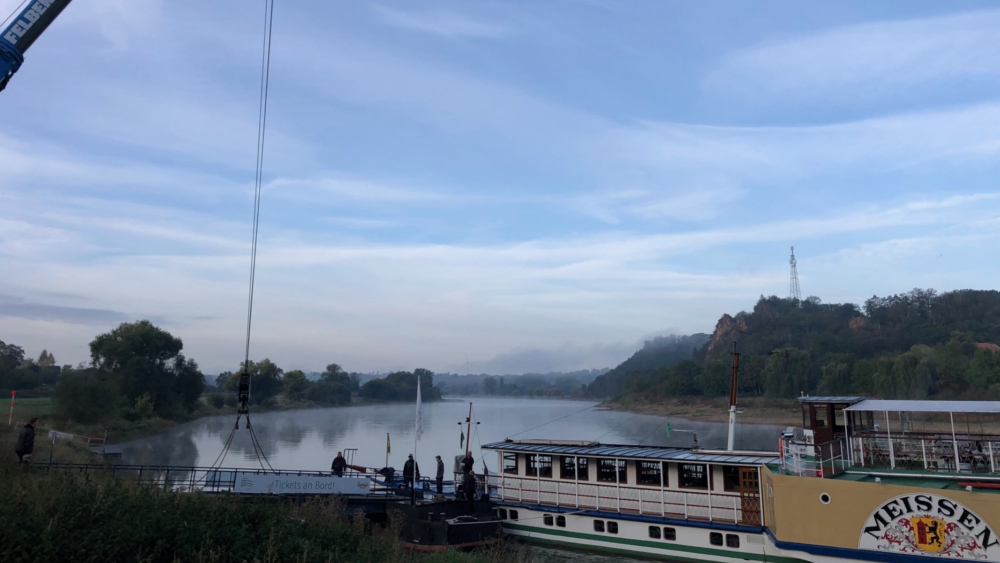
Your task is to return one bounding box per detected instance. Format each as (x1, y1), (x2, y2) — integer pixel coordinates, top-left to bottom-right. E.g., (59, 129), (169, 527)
(122, 397), (784, 471)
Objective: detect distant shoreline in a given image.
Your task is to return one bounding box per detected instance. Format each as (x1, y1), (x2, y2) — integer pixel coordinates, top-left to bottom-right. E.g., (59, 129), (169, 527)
(603, 396), (802, 427)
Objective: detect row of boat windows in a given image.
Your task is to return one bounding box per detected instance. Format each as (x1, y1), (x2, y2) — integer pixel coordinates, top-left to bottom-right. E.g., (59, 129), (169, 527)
(503, 454), (743, 491)
(500, 509), (740, 549)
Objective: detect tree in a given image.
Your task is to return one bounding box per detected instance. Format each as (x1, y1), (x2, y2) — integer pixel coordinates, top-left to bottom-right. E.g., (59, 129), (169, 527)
(283, 370), (309, 401)
(88, 320), (203, 417)
(0, 340), (25, 373)
(239, 359), (283, 405)
(483, 376), (498, 395)
(215, 371), (233, 390)
(53, 371), (115, 423)
(37, 349), (56, 367)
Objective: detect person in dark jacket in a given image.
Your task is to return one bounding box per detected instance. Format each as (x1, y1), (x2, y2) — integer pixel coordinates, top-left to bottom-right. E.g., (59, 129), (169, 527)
(435, 455), (445, 494)
(331, 451), (347, 476)
(462, 453), (474, 474)
(15, 418), (37, 464)
(402, 454), (419, 489)
(463, 469), (477, 510)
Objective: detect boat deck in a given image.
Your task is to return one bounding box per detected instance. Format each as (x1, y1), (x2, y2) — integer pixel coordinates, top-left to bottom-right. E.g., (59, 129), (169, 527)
(829, 465), (1000, 493)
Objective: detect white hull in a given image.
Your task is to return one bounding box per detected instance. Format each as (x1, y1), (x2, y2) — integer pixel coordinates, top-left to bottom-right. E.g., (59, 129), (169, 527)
(497, 506), (881, 563)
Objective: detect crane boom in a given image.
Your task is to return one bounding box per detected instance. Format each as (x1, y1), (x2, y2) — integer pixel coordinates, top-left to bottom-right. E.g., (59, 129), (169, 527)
(0, 0), (74, 92)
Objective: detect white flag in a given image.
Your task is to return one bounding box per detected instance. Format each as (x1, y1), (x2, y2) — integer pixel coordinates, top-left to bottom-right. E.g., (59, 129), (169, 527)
(415, 374), (423, 441)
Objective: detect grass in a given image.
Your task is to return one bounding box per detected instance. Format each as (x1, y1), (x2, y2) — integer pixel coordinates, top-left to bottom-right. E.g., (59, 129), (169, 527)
(0, 459), (526, 563)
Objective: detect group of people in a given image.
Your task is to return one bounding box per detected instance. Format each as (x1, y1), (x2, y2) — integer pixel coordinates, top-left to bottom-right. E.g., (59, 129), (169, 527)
(330, 449), (482, 502)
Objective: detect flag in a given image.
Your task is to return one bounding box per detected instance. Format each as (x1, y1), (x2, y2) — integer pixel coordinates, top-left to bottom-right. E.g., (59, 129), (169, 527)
(415, 374), (423, 441)
(665, 422), (672, 436)
(460, 430), (465, 449)
(386, 433), (391, 455)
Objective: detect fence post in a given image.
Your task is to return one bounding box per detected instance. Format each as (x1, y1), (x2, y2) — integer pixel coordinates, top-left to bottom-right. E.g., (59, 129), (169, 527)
(733, 496), (738, 524)
(683, 493), (688, 519)
(991, 443), (996, 474)
(921, 440), (928, 470)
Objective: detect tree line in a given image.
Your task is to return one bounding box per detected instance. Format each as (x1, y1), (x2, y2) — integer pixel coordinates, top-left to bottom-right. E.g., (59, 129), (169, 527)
(3, 320), (445, 426)
(590, 289), (1000, 403)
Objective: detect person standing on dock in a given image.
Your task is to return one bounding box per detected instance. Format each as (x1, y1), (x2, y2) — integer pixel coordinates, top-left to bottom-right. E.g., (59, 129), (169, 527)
(331, 451), (346, 476)
(403, 453), (419, 489)
(15, 418), (36, 464)
(435, 455), (444, 494)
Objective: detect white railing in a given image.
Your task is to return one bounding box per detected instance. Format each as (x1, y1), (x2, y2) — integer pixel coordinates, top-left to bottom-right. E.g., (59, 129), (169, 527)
(780, 437), (849, 478)
(486, 474), (754, 525)
(852, 432), (1000, 473)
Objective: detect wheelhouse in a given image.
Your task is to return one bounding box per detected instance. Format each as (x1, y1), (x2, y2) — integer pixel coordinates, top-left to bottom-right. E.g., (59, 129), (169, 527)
(483, 439), (777, 526)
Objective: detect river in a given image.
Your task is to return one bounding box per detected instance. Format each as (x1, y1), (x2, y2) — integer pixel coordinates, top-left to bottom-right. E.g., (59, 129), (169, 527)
(121, 397), (785, 562)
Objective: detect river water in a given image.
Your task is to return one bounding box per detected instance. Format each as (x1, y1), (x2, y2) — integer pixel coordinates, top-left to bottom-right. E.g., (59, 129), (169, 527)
(122, 397), (783, 470)
(121, 398), (785, 562)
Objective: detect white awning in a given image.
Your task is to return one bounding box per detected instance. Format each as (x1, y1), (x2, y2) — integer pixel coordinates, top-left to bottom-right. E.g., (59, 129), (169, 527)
(844, 400), (1000, 414)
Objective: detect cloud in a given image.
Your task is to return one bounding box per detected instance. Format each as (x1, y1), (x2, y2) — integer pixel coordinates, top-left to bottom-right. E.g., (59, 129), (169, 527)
(462, 342), (629, 375)
(372, 5), (509, 38)
(0, 294), (154, 326)
(707, 9), (1000, 101)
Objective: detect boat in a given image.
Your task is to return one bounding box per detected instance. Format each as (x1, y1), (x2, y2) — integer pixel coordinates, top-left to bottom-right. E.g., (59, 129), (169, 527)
(481, 396), (1000, 562)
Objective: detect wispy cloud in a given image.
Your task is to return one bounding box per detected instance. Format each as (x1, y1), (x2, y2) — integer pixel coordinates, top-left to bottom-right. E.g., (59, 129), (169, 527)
(372, 5), (509, 38)
(707, 9), (1000, 101)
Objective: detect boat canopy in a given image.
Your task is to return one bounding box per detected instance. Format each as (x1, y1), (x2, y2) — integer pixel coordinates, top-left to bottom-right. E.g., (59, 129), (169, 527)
(482, 441), (777, 465)
(845, 400), (1000, 414)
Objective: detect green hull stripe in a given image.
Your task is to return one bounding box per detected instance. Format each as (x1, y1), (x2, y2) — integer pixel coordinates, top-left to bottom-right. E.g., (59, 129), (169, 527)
(504, 523), (809, 563)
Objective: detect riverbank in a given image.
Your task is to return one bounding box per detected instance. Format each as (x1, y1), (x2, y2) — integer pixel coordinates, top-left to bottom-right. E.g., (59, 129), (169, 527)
(0, 459), (517, 563)
(605, 396), (803, 426)
(6, 394), (452, 465)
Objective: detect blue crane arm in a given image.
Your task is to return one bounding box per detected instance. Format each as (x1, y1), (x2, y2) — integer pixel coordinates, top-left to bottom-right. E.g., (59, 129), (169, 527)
(0, 0), (74, 92)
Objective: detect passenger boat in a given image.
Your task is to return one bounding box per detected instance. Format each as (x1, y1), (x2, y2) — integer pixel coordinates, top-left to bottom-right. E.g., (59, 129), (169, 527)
(482, 396), (1000, 561)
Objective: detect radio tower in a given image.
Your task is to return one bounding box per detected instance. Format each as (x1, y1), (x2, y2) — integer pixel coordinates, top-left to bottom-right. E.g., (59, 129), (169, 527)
(789, 246), (801, 301)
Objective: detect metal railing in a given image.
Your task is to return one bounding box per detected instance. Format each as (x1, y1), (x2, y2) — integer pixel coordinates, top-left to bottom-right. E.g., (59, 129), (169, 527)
(780, 437), (849, 478)
(485, 474), (755, 525)
(31, 463), (403, 495)
(851, 432), (1000, 473)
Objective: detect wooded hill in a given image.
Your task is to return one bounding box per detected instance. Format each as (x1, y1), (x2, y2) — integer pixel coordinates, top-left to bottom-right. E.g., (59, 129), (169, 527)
(588, 289), (1000, 402)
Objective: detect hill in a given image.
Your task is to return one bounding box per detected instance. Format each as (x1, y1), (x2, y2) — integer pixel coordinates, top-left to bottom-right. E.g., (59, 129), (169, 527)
(595, 289), (1000, 404)
(585, 334), (710, 397)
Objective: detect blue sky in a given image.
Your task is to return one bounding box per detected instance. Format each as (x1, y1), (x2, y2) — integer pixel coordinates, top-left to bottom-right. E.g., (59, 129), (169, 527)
(2, 0), (1000, 375)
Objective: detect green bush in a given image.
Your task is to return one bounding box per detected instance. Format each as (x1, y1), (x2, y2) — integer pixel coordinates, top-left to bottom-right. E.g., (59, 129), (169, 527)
(52, 372), (115, 423)
(208, 393), (225, 408)
(0, 466), (513, 563)
(224, 393), (237, 407)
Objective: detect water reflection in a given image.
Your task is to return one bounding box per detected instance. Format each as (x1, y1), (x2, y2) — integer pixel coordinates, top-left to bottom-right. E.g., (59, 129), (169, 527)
(121, 398), (786, 472)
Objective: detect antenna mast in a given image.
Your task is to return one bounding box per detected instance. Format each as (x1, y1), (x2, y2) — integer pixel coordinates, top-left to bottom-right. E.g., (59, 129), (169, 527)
(789, 246), (801, 301)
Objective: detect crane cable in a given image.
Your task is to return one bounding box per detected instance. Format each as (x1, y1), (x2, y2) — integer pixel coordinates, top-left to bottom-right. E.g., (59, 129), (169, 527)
(206, 0), (277, 474)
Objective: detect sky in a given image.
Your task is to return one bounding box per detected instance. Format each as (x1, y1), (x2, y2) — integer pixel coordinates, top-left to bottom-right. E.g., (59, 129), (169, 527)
(2, 0), (1000, 375)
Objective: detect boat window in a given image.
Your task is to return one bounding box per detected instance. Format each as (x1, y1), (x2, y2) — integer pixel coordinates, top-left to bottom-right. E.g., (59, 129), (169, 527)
(637, 461), (665, 486)
(556, 515), (566, 528)
(648, 526), (661, 539)
(543, 514), (553, 526)
(663, 527), (676, 541)
(503, 453), (518, 475)
(560, 456), (588, 480)
(509, 510), (519, 521)
(593, 520), (605, 533)
(722, 466), (741, 492)
(726, 534), (740, 548)
(597, 459), (627, 483)
(526, 455), (553, 478)
(679, 464), (709, 489)
(607, 521), (618, 534)
(710, 532), (723, 546)
(496, 508), (508, 519)
(814, 406), (828, 428)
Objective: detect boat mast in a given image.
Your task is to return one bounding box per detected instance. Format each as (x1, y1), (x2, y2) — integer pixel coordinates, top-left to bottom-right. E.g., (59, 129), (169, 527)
(464, 402), (473, 458)
(726, 341), (740, 451)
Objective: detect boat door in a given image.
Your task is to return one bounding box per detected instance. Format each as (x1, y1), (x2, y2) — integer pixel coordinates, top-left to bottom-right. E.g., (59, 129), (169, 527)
(739, 467), (761, 526)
